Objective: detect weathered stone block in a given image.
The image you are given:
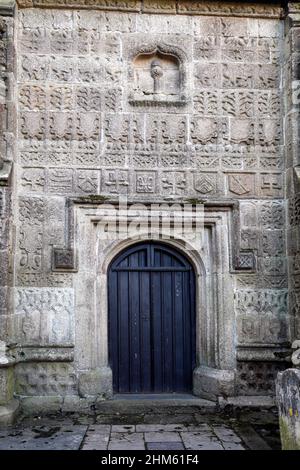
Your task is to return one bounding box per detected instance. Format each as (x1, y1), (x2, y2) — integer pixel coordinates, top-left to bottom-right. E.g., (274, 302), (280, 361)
(193, 366), (235, 400)
(14, 287), (74, 345)
(53, 248), (76, 271)
(258, 19), (282, 38)
(20, 396), (63, 416)
(78, 367), (112, 398)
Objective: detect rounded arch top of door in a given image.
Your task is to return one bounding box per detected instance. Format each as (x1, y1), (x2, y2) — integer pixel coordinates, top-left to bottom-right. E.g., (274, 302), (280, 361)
(110, 241), (193, 271)
(108, 241), (196, 394)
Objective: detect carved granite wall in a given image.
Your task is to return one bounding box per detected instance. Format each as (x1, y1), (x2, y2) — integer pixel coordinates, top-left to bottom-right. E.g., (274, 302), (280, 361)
(285, 3), (300, 351)
(0, 1), (17, 422)
(0, 7), (15, 335)
(11, 1), (291, 401)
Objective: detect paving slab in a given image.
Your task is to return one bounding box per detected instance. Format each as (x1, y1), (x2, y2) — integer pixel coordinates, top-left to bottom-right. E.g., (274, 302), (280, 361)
(108, 432), (145, 450)
(180, 431), (224, 450)
(144, 431), (182, 442)
(0, 425), (88, 450)
(81, 443), (108, 450)
(86, 425), (111, 434)
(136, 424), (192, 432)
(82, 425), (110, 450)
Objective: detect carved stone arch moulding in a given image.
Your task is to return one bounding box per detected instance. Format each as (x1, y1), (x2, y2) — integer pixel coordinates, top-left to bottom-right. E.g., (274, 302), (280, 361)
(127, 41), (190, 108)
(70, 202), (236, 399)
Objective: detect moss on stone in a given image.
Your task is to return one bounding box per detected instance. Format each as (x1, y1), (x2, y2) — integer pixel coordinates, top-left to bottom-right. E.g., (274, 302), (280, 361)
(279, 416), (300, 450)
(0, 367), (14, 405)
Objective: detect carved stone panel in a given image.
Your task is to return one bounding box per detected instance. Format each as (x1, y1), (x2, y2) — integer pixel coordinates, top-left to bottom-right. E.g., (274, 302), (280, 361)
(15, 363), (77, 396)
(14, 287), (74, 346)
(237, 362), (289, 396)
(235, 289), (289, 345)
(227, 173), (255, 197)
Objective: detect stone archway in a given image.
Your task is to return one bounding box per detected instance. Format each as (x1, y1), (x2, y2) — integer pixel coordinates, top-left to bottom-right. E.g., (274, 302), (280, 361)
(73, 203), (235, 400)
(107, 240), (197, 394)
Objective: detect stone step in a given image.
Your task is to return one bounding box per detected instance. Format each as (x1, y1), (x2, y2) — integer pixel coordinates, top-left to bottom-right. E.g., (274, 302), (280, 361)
(94, 396), (217, 416)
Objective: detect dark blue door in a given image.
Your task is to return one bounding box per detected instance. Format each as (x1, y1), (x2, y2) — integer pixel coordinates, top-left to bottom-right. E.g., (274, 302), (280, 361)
(108, 241), (196, 393)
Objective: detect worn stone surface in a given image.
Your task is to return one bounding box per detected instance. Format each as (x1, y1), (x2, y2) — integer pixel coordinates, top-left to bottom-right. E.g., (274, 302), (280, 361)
(0, 0), (16, 422)
(78, 367), (112, 398)
(0, 367), (14, 405)
(0, 418), (279, 450)
(0, 1), (297, 417)
(15, 362), (77, 396)
(0, 400), (278, 447)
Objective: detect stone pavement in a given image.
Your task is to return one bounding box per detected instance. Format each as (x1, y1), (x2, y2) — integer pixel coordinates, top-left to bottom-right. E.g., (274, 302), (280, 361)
(0, 396), (281, 450)
(82, 424), (245, 450)
(0, 423), (245, 450)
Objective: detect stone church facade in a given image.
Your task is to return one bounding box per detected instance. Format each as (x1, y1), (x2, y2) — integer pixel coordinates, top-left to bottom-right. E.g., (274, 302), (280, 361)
(0, 0), (299, 422)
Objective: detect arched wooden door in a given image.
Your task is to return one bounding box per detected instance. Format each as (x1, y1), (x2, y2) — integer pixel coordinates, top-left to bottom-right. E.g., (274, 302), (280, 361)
(108, 241), (196, 394)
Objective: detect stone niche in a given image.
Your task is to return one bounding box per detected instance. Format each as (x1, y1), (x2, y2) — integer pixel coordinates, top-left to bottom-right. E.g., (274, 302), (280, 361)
(128, 45), (188, 107)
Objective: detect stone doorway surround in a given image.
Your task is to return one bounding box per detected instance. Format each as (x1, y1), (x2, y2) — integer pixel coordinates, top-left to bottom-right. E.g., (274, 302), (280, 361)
(72, 201), (236, 400)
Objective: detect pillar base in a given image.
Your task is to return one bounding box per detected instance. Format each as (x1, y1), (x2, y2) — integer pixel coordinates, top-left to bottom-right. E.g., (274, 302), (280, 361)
(193, 366), (235, 400)
(78, 367), (113, 398)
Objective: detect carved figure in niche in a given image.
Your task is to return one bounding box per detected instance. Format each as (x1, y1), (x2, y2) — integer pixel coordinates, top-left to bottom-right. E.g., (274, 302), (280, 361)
(150, 60), (164, 93)
(130, 48), (187, 106)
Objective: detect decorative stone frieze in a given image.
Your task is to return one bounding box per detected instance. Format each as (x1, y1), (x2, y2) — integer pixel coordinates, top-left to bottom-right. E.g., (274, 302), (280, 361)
(16, 1), (283, 19)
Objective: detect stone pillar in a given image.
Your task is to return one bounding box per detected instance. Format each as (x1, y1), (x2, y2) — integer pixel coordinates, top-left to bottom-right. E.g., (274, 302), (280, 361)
(0, 0), (18, 425)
